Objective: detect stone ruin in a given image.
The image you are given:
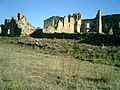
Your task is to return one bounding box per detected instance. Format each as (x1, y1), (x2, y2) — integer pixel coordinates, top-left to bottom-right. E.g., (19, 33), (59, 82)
(0, 13), (35, 36)
(44, 10), (120, 35)
(0, 10), (120, 37)
(43, 13), (82, 33)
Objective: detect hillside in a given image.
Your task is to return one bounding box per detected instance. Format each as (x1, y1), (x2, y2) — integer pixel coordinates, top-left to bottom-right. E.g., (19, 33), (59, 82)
(0, 36), (120, 90)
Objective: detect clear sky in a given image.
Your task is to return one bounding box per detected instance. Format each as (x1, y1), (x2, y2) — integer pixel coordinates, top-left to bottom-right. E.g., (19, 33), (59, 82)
(0, 0), (120, 28)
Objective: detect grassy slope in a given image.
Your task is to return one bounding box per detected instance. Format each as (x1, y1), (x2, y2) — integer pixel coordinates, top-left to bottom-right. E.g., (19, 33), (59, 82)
(0, 37), (120, 90)
(15, 36), (120, 66)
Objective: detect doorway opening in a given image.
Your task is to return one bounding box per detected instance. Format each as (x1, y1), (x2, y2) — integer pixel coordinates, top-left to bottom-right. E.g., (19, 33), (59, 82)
(86, 22), (90, 32)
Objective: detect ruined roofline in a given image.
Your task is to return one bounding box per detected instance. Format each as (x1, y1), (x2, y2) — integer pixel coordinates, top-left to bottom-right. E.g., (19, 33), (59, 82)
(44, 16), (63, 21)
(44, 12), (82, 21)
(81, 13), (120, 21)
(82, 18), (94, 21)
(4, 12), (25, 22)
(102, 14), (120, 17)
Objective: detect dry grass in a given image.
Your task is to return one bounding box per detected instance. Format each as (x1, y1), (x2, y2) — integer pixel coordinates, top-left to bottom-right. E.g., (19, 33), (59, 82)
(0, 37), (120, 90)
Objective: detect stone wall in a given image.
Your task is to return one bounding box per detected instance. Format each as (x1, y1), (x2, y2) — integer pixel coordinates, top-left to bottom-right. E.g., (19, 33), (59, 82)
(81, 19), (95, 33)
(44, 16), (63, 29)
(43, 13), (82, 33)
(81, 10), (102, 34)
(1, 13), (35, 36)
(102, 14), (120, 35)
(1, 10), (120, 37)
(43, 10), (120, 35)
(80, 10), (120, 35)
(44, 12), (103, 34)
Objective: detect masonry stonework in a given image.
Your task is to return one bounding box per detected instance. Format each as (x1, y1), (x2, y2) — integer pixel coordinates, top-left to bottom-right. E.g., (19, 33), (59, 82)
(0, 13), (35, 36)
(0, 10), (120, 37)
(43, 13), (82, 33)
(44, 10), (120, 35)
(102, 14), (120, 35)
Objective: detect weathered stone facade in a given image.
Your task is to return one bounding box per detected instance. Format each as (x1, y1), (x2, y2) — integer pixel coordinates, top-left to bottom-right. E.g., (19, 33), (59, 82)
(44, 10), (120, 35)
(0, 10), (120, 37)
(80, 10), (103, 33)
(102, 14), (120, 35)
(43, 13), (82, 33)
(0, 13), (35, 36)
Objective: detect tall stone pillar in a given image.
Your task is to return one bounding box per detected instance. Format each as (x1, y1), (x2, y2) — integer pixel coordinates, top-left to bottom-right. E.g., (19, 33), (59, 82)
(77, 19), (81, 33)
(0, 26), (1, 34)
(98, 10), (102, 34)
(64, 16), (69, 30)
(69, 17), (75, 33)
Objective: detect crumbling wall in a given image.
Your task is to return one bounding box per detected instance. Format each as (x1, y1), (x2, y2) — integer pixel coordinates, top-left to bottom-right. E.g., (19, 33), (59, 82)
(43, 13), (82, 33)
(69, 17), (75, 33)
(81, 10), (102, 34)
(102, 14), (120, 35)
(77, 19), (82, 33)
(44, 12), (104, 34)
(81, 19), (95, 33)
(1, 13), (35, 36)
(44, 17), (54, 28)
(44, 16), (63, 29)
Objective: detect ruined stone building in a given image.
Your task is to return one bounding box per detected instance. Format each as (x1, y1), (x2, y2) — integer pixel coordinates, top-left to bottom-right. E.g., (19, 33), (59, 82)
(43, 13), (82, 33)
(80, 10), (102, 34)
(0, 10), (120, 37)
(0, 13), (35, 36)
(102, 14), (120, 35)
(44, 10), (120, 35)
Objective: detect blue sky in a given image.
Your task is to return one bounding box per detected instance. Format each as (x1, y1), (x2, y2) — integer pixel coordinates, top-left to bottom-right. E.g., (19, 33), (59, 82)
(0, 0), (120, 28)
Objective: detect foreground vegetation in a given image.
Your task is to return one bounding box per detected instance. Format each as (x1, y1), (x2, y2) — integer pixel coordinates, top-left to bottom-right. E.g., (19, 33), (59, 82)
(0, 36), (120, 90)
(12, 35), (120, 67)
